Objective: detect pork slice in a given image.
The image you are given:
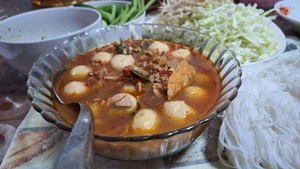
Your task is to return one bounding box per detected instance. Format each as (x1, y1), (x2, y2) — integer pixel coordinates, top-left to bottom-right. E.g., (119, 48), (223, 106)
(167, 60), (196, 100)
(110, 94), (132, 107)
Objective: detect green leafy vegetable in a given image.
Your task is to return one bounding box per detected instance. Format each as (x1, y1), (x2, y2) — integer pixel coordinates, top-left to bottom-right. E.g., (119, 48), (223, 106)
(97, 5), (112, 13)
(141, 40), (150, 51)
(132, 0), (155, 20)
(75, 0), (155, 26)
(116, 43), (123, 54)
(98, 9), (114, 24)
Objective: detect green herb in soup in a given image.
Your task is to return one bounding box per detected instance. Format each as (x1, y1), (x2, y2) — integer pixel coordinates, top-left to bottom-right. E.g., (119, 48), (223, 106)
(53, 39), (221, 136)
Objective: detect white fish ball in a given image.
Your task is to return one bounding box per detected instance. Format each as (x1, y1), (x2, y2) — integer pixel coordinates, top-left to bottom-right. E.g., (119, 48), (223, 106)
(184, 86), (208, 100)
(110, 54), (135, 70)
(92, 52), (112, 63)
(171, 49), (191, 59)
(70, 65), (91, 77)
(132, 109), (158, 132)
(148, 41), (169, 54)
(121, 83), (136, 93)
(164, 101), (193, 119)
(64, 81), (87, 95)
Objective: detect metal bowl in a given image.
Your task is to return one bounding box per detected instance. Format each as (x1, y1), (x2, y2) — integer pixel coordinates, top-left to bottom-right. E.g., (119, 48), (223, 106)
(27, 24), (242, 160)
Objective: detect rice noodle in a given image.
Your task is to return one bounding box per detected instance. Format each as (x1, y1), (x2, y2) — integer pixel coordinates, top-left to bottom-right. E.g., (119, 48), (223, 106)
(217, 54), (300, 169)
(159, 0), (230, 24)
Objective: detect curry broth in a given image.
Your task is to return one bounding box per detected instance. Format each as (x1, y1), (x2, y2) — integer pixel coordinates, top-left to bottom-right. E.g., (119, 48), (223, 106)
(54, 40), (221, 136)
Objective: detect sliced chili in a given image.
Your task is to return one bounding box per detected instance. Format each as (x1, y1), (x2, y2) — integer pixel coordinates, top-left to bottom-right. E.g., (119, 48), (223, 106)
(279, 6), (290, 16)
(159, 70), (172, 77)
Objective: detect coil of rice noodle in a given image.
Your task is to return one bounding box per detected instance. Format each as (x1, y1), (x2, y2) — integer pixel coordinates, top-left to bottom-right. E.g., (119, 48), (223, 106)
(217, 52), (300, 169)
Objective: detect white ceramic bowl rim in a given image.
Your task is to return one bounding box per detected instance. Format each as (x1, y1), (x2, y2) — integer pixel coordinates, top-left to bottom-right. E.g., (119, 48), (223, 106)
(274, 0), (300, 22)
(0, 7), (101, 44)
(83, 0), (131, 5)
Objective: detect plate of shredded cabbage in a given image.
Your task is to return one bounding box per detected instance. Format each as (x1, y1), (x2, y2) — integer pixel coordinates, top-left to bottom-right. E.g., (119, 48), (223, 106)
(151, 0), (286, 66)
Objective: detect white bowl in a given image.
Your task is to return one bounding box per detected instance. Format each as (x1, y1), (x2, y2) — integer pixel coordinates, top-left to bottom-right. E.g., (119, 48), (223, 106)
(82, 1), (146, 25)
(0, 7), (102, 75)
(274, 0), (300, 33)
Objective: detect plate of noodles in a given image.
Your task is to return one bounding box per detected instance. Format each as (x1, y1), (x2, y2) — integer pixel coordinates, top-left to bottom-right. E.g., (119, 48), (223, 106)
(217, 50), (300, 168)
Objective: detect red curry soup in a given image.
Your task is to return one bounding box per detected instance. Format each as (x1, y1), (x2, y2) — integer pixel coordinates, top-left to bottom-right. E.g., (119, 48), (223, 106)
(54, 39), (221, 136)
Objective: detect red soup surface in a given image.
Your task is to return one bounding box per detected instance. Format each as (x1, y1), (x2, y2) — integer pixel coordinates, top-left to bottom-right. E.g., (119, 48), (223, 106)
(54, 39), (221, 136)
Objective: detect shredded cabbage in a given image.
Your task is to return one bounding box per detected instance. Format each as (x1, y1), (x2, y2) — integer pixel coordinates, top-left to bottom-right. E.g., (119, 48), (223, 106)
(156, 1), (278, 65)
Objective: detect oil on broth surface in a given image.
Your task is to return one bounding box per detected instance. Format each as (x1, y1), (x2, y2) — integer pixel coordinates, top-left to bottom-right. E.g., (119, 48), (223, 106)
(54, 39), (221, 136)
